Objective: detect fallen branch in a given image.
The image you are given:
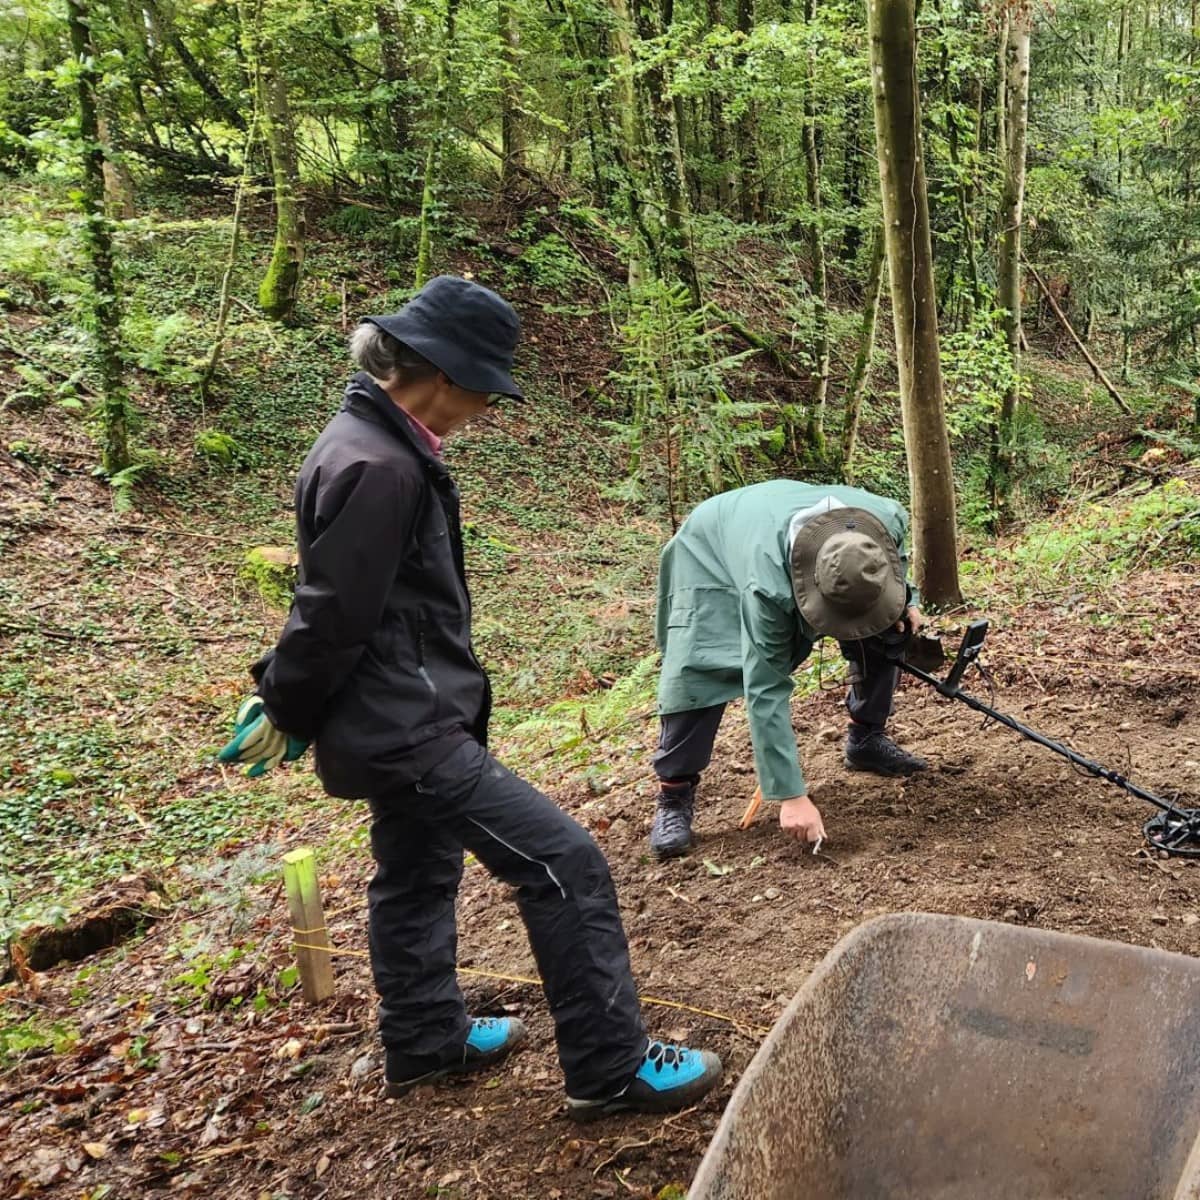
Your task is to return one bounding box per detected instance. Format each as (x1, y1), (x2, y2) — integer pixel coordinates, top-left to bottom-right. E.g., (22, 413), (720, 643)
(1023, 259), (1132, 415)
(0, 618), (254, 646)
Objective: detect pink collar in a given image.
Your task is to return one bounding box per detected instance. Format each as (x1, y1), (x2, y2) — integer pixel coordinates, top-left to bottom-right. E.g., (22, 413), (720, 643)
(399, 407), (443, 457)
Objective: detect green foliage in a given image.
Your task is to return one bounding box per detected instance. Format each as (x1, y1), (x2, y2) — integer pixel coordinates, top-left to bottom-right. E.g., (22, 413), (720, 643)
(607, 280), (763, 517)
(966, 478), (1200, 600)
(122, 308), (204, 388)
(941, 309), (1022, 441)
(514, 233), (594, 292)
(194, 428), (247, 468)
(0, 1011), (78, 1067)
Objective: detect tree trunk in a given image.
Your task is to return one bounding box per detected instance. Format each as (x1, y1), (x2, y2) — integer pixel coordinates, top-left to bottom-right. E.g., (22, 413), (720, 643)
(67, 0), (131, 476)
(98, 110), (136, 219)
(375, 3), (413, 188)
(867, 0), (962, 606)
(803, 0), (830, 453)
(735, 0), (763, 222)
(415, 0), (459, 288)
(630, 0), (702, 305)
(994, 9), (1030, 485)
(707, 0), (734, 210)
(499, 0), (527, 193)
(239, 0), (304, 321)
(840, 226), (886, 482)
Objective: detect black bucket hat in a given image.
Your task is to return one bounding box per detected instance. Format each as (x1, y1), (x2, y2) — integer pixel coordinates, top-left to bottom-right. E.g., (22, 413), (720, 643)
(362, 275), (524, 400)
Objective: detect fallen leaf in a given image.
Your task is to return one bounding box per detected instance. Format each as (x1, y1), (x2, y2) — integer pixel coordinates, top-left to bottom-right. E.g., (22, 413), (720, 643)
(82, 1142), (108, 1160)
(702, 859), (733, 877)
(315, 1154), (331, 1178)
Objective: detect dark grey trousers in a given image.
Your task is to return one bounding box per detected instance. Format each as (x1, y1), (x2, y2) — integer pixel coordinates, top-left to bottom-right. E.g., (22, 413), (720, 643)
(367, 738), (646, 1099)
(654, 637), (900, 782)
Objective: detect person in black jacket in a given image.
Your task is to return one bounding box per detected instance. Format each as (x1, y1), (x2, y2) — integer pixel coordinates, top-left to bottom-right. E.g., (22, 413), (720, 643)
(218, 276), (721, 1120)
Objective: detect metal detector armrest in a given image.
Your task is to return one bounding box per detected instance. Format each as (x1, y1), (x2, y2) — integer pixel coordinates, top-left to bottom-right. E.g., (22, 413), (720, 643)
(942, 620), (989, 695)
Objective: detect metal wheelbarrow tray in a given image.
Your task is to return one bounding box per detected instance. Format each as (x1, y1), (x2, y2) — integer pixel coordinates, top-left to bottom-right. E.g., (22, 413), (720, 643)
(690, 913), (1200, 1200)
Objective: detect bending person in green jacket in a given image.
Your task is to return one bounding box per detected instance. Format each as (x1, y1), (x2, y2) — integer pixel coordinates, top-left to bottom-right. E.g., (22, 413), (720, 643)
(650, 480), (927, 859)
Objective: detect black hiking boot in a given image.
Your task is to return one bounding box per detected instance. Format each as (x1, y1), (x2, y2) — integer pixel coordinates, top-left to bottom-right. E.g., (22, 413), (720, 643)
(845, 730), (927, 777)
(650, 781), (696, 860)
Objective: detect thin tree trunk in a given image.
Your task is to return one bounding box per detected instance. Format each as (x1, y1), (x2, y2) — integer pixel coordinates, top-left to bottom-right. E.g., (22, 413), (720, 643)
(499, 0), (527, 192)
(631, 0), (702, 306)
(841, 226), (886, 481)
(240, 0), (304, 321)
(145, 0), (246, 131)
(803, 0), (829, 452)
(98, 111), (136, 219)
(735, 0), (763, 222)
(202, 111), (259, 401)
(415, 0), (459, 287)
(994, 10), (1030, 489)
(67, 0), (131, 475)
(707, 0), (734, 210)
(868, 0), (962, 606)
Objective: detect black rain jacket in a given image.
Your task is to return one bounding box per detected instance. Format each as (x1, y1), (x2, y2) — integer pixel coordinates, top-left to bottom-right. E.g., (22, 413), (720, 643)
(251, 373), (490, 798)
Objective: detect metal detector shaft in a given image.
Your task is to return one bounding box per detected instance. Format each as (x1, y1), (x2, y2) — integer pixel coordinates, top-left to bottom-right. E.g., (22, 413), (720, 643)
(900, 658), (1189, 821)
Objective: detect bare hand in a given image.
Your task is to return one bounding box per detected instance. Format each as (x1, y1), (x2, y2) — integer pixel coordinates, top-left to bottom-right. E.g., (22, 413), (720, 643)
(898, 605), (925, 634)
(779, 795), (826, 845)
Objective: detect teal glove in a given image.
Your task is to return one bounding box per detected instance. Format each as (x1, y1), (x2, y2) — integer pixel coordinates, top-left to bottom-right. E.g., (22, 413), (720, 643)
(217, 697), (309, 778)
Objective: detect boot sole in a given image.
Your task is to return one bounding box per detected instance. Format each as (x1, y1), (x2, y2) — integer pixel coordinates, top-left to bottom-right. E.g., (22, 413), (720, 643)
(567, 1070), (721, 1122)
(651, 840), (693, 861)
(845, 759), (927, 778)
(384, 1026), (526, 1098)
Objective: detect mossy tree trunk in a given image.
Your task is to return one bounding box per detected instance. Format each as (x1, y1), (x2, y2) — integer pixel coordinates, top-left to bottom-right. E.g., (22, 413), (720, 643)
(414, 0), (459, 287)
(67, 0), (131, 476)
(241, 0), (304, 322)
(867, 0), (962, 607)
(630, 0), (702, 307)
(735, 0), (763, 222)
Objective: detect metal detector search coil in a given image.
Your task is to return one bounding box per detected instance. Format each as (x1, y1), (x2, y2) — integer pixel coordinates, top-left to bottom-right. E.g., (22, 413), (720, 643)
(902, 621), (1200, 858)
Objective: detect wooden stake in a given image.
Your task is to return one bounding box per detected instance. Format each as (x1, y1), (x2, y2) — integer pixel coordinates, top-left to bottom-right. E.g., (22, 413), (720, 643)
(283, 848), (335, 1003)
(739, 785), (763, 830)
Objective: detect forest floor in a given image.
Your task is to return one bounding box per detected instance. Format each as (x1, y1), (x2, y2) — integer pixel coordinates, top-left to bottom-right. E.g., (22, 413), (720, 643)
(3, 192), (1200, 1199)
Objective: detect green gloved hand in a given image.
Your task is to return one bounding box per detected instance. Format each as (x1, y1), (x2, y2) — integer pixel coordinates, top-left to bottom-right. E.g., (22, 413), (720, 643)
(217, 697), (309, 778)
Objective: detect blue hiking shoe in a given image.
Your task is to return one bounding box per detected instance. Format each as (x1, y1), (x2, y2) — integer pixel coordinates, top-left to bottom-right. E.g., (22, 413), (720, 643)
(384, 1016), (526, 1098)
(566, 1039), (723, 1121)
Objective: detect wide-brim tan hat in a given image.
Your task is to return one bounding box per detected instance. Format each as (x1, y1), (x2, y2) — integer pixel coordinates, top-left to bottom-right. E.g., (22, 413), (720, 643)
(790, 507), (906, 641)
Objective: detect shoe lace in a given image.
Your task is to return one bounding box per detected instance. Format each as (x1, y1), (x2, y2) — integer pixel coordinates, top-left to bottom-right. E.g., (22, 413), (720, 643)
(644, 1040), (690, 1073)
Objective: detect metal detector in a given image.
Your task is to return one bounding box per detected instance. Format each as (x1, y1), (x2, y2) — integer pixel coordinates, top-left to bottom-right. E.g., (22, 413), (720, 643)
(901, 620), (1200, 857)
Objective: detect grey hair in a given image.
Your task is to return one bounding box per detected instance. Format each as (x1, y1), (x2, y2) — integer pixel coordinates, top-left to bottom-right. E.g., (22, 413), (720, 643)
(349, 322), (438, 385)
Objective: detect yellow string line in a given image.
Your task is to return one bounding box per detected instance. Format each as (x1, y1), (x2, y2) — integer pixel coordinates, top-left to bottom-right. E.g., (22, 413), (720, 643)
(290, 940), (769, 1036)
(290, 926), (329, 936)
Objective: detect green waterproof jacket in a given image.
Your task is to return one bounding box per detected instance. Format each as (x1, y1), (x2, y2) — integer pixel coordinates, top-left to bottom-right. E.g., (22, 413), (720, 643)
(655, 480), (915, 801)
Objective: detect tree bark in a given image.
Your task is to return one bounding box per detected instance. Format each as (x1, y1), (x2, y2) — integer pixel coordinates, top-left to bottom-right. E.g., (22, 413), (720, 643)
(803, 0), (830, 452)
(630, 0), (702, 305)
(994, 8), (1030, 484)
(735, 0), (763, 222)
(375, 3), (413, 180)
(499, 0), (527, 193)
(840, 226), (886, 481)
(867, 0), (962, 606)
(67, 0), (131, 475)
(415, 0), (459, 287)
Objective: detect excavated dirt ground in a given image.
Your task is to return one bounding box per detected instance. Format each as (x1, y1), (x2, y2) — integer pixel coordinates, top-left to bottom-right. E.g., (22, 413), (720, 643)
(4, 571), (1200, 1199)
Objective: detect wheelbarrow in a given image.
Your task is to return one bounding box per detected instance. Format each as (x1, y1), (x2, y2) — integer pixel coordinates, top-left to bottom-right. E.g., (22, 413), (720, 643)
(690, 913), (1200, 1200)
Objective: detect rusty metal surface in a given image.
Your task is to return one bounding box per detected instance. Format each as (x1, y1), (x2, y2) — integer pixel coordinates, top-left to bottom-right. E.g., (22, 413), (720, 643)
(690, 913), (1200, 1200)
